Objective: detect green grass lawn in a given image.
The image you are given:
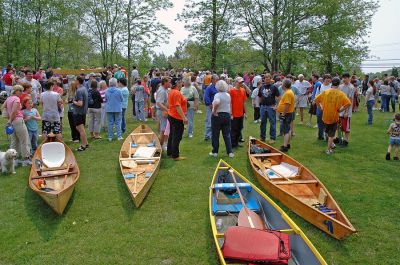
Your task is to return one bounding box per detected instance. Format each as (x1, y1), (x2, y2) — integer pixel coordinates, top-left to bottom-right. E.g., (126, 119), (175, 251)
(0, 99), (399, 265)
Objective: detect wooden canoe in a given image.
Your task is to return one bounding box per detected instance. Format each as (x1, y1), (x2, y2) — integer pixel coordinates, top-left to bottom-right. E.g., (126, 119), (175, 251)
(119, 124), (162, 207)
(248, 137), (357, 240)
(28, 138), (80, 215)
(210, 160), (327, 265)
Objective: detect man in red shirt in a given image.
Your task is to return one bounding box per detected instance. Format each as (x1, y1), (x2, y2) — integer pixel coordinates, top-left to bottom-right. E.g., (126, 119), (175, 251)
(230, 77), (247, 147)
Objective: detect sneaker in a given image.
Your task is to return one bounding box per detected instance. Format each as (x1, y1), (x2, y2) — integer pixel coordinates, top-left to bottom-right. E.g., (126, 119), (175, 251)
(386, 153), (390, 160)
(268, 140), (276, 144)
(280, 146), (289, 152)
(313, 125), (318, 128)
(73, 140), (80, 143)
(342, 140), (348, 147)
(258, 119), (261, 123)
(331, 143), (336, 149)
(325, 149), (333, 155)
(287, 144), (291, 149)
(196, 110), (203, 114)
(239, 139), (245, 143)
(108, 138), (112, 142)
(21, 159), (32, 166)
(162, 145), (168, 151)
(209, 152), (218, 157)
(204, 138), (210, 141)
(254, 120), (258, 124)
(228, 153), (234, 158)
(188, 134), (193, 138)
(76, 146), (86, 152)
(118, 137), (123, 141)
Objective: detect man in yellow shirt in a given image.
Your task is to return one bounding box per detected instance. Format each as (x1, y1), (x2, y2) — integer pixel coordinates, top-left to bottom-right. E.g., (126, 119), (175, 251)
(314, 77), (351, 154)
(277, 79), (295, 152)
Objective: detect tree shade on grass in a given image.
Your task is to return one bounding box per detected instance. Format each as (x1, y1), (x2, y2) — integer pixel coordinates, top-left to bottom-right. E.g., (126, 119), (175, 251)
(0, 99), (398, 264)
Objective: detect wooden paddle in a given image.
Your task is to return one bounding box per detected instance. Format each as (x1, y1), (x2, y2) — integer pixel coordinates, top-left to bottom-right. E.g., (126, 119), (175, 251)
(228, 169), (264, 229)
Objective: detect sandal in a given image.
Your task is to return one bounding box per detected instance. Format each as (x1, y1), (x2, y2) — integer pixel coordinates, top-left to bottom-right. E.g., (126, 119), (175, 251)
(76, 146), (86, 152)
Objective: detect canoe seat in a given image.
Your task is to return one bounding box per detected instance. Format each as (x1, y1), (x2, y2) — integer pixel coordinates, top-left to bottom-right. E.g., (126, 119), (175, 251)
(212, 195), (260, 215)
(41, 142), (65, 168)
(213, 183), (252, 192)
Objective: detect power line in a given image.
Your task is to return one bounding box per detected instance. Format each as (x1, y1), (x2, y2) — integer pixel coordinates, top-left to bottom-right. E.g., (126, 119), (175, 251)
(364, 59), (400, 61)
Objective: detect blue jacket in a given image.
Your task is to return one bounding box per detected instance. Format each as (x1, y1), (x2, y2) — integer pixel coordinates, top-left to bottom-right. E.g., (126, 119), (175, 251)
(105, 87), (123, 113)
(311, 81), (322, 101)
(204, 83), (217, 106)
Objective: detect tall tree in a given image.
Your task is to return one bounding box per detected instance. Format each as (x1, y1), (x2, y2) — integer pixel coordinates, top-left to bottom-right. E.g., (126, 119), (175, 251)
(180, 0), (235, 71)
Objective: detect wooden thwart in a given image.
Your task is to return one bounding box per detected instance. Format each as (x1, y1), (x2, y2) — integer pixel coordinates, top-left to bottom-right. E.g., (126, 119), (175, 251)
(250, 153), (282, 157)
(131, 133), (154, 136)
(273, 180), (318, 185)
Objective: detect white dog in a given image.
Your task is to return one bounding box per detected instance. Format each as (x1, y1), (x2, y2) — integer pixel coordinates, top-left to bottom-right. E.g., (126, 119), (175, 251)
(0, 149), (17, 174)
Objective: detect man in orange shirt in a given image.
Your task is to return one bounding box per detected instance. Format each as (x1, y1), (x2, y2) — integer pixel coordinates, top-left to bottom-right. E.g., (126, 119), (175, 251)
(314, 77), (351, 155)
(203, 71), (212, 89)
(230, 77), (247, 147)
(167, 77), (188, 161)
(277, 79), (295, 152)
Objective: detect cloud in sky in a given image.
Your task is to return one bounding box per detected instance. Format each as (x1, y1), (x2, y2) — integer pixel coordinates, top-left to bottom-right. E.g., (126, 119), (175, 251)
(157, 0), (400, 73)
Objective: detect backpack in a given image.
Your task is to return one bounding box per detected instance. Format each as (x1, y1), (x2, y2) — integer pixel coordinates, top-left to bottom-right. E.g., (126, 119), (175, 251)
(88, 89), (94, 107)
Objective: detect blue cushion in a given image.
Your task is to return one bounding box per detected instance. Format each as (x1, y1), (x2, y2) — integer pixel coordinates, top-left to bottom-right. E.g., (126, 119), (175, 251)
(214, 183), (252, 192)
(212, 194), (260, 215)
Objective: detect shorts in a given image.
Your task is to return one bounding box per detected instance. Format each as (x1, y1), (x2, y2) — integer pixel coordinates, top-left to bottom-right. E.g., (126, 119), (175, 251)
(340, 117), (351, 133)
(324, 123), (337, 138)
(74, 114), (86, 126)
(156, 109), (167, 132)
(42, 120), (62, 135)
(297, 95), (308, 108)
(308, 103), (317, 115)
(389, 137), (400, 146)
(280, 113), (294, 134)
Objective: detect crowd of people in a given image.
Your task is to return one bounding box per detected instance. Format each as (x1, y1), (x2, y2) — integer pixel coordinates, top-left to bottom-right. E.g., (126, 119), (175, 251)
(1, 63), (400, 168)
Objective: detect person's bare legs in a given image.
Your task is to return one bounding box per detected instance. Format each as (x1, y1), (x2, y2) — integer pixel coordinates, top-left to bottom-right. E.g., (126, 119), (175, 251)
(283, 133), (290, 147)
(300, 107), (304, 123)
(76, 124), (88, 146)
(328, 137), (334, 151)
(160, 132), (165, 146)
(394, 146), (399, 158)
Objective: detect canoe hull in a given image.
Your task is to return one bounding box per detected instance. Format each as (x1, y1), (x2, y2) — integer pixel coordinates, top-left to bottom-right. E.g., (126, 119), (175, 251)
(29, 138), (80, 215)
(248, 137), (356, 239)
(209, 160), (327, 265)
(119, 124), (162, 208)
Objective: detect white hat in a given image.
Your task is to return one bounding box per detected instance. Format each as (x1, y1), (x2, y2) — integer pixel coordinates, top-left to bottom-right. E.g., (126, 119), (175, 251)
(235, 76), (244, 83)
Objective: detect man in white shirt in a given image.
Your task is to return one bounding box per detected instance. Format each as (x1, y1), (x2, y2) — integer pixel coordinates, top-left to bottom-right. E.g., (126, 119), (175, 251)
(294, 74), (311, 124)
(21, 69), (41, 105)
(252, 73), (262, 91)
(131, 66), (139, 84)
(338, 73), (355, 146)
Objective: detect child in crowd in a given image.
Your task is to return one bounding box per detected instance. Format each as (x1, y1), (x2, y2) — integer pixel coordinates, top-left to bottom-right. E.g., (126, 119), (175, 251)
(386, 113), (400, 160)
(22, 98), (41, 154)
(251, 81), (261, 123)
(131, 79), (146, 121)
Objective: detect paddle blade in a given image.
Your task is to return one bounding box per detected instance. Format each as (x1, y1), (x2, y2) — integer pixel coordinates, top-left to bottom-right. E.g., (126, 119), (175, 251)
(238, 208), (265, 230)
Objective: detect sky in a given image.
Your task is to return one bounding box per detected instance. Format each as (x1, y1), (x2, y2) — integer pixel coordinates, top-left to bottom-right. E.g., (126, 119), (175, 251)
(157, 0), (400, 73)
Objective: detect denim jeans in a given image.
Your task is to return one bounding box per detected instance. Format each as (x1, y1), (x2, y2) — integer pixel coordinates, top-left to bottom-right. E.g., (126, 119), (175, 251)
(204, 106), (212, 139)
(260, 105), (276, 140)
(28, 129), (38, 153)
(367, 100), (375, 124)
(381, 95), (389, 112)
(101, 103), (107, 131)
(135, 101), (145, 121)
(187, 108), (195, 135)
(211, 112), (232, 154)
(316, 106), (324, 139)
(107, 112), (122, 139)
(121, 108), (126, 133)
(390, 95), (397, 112)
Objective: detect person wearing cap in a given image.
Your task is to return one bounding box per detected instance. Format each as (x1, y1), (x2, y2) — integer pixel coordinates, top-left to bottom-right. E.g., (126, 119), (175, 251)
(4, 85), (31, 166)
(204, 74), (219, 141)
(386, 113), (400, 160)
(294, 74), (311, 125)
(258, 73), (280, 144)
(277, 79), (295, 152)
(230, 77), (247, 147)
(210, 80), (233, 158)
(167, 77), (188, 161)
(21, 70), (41, 105)
(314, 77), (351, 155)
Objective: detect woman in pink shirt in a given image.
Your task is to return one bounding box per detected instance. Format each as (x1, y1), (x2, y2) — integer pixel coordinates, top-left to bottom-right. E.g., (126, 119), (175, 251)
(4, 85), (31, 166)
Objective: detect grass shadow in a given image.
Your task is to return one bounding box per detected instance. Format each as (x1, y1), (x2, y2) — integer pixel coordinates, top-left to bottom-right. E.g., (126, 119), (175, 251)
(24, 186), (65, 241)
(114, 164), (137, 219)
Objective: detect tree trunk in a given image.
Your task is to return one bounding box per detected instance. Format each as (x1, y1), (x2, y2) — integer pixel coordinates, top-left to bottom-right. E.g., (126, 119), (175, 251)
(126, 0), (132, 85)
(271, 0), (279, 72)
(210, 0), (217, 71)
